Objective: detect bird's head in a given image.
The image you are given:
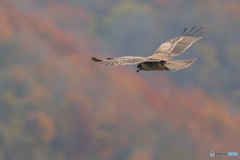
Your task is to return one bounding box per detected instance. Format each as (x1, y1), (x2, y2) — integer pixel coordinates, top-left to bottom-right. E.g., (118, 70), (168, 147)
(136, 63), (142, 72)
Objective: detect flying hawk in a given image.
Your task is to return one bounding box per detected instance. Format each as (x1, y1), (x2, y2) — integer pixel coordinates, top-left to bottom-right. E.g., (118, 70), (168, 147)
(91, 25), (206, 72)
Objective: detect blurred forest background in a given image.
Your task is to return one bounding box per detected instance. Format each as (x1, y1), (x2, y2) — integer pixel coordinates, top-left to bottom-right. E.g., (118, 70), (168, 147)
(0, 0), (240, 159)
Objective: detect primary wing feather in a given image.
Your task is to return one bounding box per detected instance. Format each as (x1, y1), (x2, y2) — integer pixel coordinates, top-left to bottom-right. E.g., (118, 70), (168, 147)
(150, 25), (204, 60)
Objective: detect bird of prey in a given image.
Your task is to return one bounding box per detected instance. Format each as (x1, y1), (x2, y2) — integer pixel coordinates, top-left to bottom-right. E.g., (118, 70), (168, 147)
(91, 25), (206, 72)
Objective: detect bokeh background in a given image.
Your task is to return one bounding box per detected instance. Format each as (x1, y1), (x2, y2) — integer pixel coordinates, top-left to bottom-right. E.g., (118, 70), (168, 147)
(0, 0), (240, 159)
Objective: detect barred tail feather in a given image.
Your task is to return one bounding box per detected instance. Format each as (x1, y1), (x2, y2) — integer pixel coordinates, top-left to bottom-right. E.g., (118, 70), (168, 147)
(165, 59), (196, 72)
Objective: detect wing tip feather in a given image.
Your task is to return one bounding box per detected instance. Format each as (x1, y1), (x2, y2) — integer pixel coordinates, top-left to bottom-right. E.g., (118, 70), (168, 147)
(181, 25), (207, 37)
(91, 57), (102, 62)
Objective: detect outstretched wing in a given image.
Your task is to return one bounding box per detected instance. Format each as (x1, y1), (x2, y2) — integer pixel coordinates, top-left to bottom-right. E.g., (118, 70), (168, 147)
(151, 25), (205, 60)
(91, 56), (159, 66)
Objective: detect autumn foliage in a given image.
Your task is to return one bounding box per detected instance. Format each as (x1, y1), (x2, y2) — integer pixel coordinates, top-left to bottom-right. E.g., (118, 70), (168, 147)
(0, 0), (240, 160)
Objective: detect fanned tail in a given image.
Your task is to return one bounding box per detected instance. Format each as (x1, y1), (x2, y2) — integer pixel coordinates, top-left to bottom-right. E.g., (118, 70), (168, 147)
(165, 59), (196, 72)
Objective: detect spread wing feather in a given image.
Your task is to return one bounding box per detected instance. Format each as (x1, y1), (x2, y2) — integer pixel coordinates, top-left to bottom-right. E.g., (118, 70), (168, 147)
(150, 25), (204, 60)
(91, 56), (161, 66)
